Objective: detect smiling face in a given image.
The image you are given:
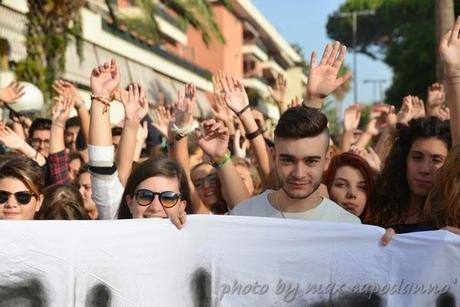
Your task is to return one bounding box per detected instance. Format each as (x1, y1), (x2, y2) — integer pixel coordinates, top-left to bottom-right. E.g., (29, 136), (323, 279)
(274, 133), (329, 200)
(406, 137), (449, 199)
(0, 177), (43, 220)
(191, 164), (221, 206)
(329, 166), (367, 217)
(126, 176), (184, 219)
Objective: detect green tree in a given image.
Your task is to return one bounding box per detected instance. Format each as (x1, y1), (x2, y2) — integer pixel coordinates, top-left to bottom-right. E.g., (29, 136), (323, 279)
(326, 0), (460, 107)
(15, 0), (85, 111)
(108, 0), (231, 45)
(16, 0), (227, 113)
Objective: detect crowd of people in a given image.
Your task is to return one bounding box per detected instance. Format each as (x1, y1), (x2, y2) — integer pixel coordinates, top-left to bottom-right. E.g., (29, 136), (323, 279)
(1, 17), (460, 246)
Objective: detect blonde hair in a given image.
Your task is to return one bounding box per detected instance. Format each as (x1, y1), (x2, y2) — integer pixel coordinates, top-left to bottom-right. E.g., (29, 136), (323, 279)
(425, 143), (460, 228)
(232, 157), (262, 195)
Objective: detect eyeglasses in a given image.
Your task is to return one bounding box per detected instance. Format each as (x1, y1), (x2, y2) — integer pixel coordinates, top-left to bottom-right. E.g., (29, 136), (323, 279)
(0, 190), (36, 205)
(192, 173), (218, 189)
(30, 138), (50, 146)
(134, 189), (181, 208)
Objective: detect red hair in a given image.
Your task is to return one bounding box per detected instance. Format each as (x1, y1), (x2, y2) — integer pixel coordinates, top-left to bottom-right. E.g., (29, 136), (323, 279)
(323, 152), (375, 222)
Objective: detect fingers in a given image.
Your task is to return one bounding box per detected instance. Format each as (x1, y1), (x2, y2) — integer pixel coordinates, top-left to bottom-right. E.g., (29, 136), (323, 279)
(333, 45), (347, 68)
(309, 50), (317, 68)
(382, 228), (395, 246)
(337, 71), (352, 86)
(319, 43), (332, 65)
(327, 41), (341, 65)
(450, 15), (460, 42)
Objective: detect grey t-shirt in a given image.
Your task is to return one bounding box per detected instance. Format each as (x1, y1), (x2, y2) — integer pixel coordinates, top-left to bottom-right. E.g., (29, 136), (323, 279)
(230, 190), (361, 224)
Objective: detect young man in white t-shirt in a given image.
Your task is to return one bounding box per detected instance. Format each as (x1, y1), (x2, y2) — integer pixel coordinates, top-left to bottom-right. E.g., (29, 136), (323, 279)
(231, 106), (360, 224)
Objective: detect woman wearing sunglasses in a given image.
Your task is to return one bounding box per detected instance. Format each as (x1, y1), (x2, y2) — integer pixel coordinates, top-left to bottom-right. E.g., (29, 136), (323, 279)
(0, 156), (44, 220)
(88, 60), (187, 228)
(118, 157), (190, 222)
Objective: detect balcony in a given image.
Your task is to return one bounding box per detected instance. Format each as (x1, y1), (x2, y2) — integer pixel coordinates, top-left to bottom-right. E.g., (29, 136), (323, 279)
(242, 74), (269, 96)
(261, 58), (284, 79)
(242, 39), (268, 62)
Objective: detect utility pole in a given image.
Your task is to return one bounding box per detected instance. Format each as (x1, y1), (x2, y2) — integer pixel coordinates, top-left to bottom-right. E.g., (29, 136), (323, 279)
(337, 10), (375, 103)
(363, 79), (386, 103)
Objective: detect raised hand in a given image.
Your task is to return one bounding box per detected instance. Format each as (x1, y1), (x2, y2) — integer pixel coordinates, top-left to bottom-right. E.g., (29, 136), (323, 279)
(174, 84), (196, 128)
(210, 93), (232, 123)
(120, 84), (148, 123)
(195, 119), (229, 162)
(397, 95), (424, 125)
(53, 80), (82, 105)
(268, 73), (288, 108)
(306, 41), (352, 108)
(217, 71), (249, 114)
(233, 129), (247, 159)
(411, 95), (425, 119)
(350, 146), (382, 174)
(343, 104), (361, 132)
(90, 59), (120, 98)
(0, 81), (25, 104)
(365, 118), (380, 136)
(52, 95), (74, 127)
(439, 16), (460, 77)
(152, 105), (173, 137)
(427, 83), (445, 111)
(0, 122), (24, 150)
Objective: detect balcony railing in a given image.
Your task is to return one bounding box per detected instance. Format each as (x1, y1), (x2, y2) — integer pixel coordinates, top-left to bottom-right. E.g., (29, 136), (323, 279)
(102, 19), (211, 80)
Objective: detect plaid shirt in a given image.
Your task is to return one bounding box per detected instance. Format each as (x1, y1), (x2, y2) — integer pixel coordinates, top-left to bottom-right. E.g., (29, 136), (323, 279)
(47, 150), (70, 185)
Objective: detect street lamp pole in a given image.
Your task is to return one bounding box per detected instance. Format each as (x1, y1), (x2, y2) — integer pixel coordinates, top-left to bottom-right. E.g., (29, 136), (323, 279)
(363, 79), (387, 103)
(337, 10), (375, 104)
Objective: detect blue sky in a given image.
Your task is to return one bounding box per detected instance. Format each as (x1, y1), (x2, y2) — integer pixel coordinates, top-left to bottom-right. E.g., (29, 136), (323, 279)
(252, 0), (393, 112)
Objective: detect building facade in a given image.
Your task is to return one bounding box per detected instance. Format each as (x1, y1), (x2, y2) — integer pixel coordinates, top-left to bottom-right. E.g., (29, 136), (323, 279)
(0, 0), (307, 123)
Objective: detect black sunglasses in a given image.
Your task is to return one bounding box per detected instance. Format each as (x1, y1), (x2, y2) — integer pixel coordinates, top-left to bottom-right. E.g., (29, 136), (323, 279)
(134, 189), (181, 208)
(0, 190), (36, 205)
(192, 173), (218, 189)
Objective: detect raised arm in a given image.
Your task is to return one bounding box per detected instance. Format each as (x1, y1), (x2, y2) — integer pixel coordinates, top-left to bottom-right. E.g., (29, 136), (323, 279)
(268, 73), (289, 114)
(116, 84), (148, 186)
(196, 118), (250, 209)
(171, 84), (209, 213)
(217, 72), (272, 185)
(341, 104), (361, 152)
(305, 41), (352, 109)
(0, 81), (24, 105)
(0, 122), (46, 166)
(48, 94), (74, 184)
(439, 15), (460, 145)
(88, 59), (124, 220)
(53, 80), (90, 144)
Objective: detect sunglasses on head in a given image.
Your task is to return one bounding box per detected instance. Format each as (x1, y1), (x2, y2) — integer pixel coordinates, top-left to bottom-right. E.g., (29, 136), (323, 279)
(192, 173), (218, 189)
(134, 189), (181, 208)
(0, 190), (36, 205)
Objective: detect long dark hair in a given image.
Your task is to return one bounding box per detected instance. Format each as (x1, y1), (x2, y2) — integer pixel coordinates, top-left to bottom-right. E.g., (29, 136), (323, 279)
(118, 157), (191, 219)
(369, 117), (451, 227)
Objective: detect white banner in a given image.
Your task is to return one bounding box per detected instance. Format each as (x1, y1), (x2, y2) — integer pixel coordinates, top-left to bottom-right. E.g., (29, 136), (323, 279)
(0, 216), (459, 307)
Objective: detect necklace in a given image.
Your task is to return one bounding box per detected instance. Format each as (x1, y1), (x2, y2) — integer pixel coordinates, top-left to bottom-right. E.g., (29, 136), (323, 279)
(273, 191), (286, 219)
(272, 190), (324, 219)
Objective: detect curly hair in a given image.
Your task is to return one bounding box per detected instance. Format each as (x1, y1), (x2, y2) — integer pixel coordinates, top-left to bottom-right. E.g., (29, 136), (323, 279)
(368, 117), (451, 227)
(424, 143), (460, 228)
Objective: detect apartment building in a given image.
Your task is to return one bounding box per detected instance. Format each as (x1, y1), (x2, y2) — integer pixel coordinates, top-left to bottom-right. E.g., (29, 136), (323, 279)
(0, 0), (307, 122)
